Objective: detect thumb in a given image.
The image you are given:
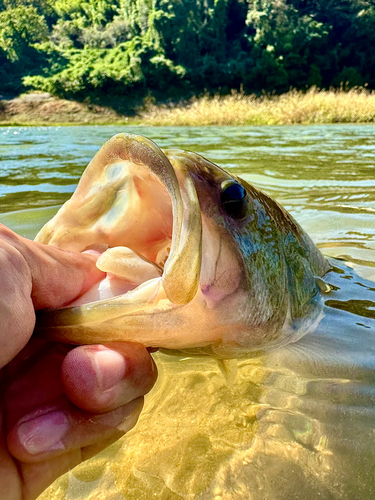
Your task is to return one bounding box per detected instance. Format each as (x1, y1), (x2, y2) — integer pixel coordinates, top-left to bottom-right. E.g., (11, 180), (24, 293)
(0, 224), (105, 310)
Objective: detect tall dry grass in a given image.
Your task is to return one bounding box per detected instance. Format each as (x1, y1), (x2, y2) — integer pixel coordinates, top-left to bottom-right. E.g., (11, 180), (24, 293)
(139, 87), (375, 126)
(2, 87), (375, 126)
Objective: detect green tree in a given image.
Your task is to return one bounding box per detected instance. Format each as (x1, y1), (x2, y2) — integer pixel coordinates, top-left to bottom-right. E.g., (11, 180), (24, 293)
(2, 0), (375, 101)
(0, 3), (50, 95)
(245, 0), (330, 91)
(0, 5), (49, 62)
(24, 0), (185, 105)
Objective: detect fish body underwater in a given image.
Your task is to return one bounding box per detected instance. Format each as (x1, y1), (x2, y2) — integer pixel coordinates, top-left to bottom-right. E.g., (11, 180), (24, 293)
(35, 133), (331, 358)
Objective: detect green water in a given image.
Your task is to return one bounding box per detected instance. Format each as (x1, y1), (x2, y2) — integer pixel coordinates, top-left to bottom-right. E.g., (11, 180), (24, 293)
(1, 125), (375, 499)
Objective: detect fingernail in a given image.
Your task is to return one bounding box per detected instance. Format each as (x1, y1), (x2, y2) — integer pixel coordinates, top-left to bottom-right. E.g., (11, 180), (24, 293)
(18, 411), (69, 455)
(94, 349), (126, 391)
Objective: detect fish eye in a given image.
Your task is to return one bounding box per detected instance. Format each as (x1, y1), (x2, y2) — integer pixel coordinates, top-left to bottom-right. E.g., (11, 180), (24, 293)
(220, 179), (248, 219)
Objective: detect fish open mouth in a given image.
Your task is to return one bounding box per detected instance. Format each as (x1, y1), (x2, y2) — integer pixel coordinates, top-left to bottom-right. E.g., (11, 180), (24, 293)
(35, 134), (202, 333)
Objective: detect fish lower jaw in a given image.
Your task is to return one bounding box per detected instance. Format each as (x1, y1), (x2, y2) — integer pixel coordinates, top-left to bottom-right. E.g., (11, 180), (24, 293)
(71, 275), (173, 316)
(35, 275), (180, 339)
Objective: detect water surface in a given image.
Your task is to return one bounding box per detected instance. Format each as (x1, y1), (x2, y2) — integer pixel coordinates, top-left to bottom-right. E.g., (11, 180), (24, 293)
(1, 125), (375, 499)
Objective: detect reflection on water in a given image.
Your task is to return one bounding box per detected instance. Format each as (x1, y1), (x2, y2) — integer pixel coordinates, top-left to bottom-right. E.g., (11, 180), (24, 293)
(1, 125), (375, 499)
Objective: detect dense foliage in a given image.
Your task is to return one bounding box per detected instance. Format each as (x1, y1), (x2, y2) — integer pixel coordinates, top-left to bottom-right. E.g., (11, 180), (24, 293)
(1, 0), (374, 107)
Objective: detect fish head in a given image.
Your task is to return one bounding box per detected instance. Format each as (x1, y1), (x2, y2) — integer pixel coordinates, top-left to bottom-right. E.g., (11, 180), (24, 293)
(35, 133), (330, 358)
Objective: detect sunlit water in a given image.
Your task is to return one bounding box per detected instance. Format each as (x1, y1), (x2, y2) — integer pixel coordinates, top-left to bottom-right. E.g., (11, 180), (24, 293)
(1, 125), (375, 499)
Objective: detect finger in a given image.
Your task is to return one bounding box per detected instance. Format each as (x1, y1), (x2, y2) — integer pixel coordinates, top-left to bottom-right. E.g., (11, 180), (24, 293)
(0, 238), (34, 367)
(20, 434), (127, 500)
(0, 225), (105, 310)
(3, 338), (56, 379)
(7, 397), (143, 464)
(4, 344), (70, 427)
(61, 342), (157, 413)
(4, 342), (156, 430)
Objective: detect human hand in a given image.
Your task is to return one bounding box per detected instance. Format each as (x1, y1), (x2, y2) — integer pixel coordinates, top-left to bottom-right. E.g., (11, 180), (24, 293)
(0, 225), (157, 499)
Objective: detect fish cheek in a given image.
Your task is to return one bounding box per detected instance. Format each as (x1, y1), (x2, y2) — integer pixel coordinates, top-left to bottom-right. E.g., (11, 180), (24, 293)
(199, 217), (245, 308)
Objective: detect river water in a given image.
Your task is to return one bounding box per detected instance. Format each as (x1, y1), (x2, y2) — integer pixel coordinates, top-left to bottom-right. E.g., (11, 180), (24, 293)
(1, 125), (375, 499)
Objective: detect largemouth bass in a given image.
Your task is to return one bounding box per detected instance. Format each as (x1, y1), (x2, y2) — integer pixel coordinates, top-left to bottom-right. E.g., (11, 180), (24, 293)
(35, 133), (330, 358)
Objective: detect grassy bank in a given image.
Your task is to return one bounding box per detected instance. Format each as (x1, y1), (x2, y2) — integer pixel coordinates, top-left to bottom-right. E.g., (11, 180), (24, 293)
(1, 88), (375, 126)
(140, 88), (375, 126)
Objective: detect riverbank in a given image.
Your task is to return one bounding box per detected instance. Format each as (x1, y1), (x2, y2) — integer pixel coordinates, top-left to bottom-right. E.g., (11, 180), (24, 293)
(0, 93), (122, 126)
(1, 88), (375, 126)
